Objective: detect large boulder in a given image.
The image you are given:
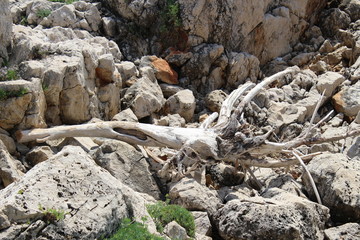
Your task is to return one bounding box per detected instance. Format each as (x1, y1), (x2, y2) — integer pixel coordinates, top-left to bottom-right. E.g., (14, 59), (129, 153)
(91, 139), (162, 199)
(0, 146), (156, 239)
(0, 0), (12, 63)
(214, 188), (329, 240)
(302, 153), (360, 222)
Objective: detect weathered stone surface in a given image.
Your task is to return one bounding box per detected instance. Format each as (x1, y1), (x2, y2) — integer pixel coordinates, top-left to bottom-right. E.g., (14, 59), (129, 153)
(347, 137), (360, 159)
(332, 82), (360, 117)
(163, 221), (189, 240)
(123, 75), (165, 119)
(319, 8), (351, 37)
(324, 222), (360, 240)
(289, 52), (315, 66)
(0, 141), (23, 187)
(159, 84), (184, 98)
(0, 134), (16, 155)
(169, 177), (222, 216)
(92, 140), (161, 199)
(316, 71), (345, 97)
(112, 108), (138, 122)
(150, 56), (179, 84)
(205, 90), (228, 113)
(163, 89), (196, 122)
(0, 0), (12, 62)
(116, 61), (138, 83)
(25, 146), (54, 166)
(192, 211), (212, 237)
(344, 0), (360, 22)
(302, 153), (360, 222)
(0, 146), (156, 238)
(214, 188), (329, 240)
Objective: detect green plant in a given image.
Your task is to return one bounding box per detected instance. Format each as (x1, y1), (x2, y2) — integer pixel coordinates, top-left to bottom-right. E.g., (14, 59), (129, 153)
(42, 83), (49, 91)
(38, 204), (68, 224)
(147, 200), (195, 238)
(0, 87), (28, 101)
(160, 0), (182, 32)
(20, 16), (28, 26)
(17, 189), (25, 194)
(107, 218), (165, 240)
(36, 9), (52, 18)
(6, 69), (19, 80)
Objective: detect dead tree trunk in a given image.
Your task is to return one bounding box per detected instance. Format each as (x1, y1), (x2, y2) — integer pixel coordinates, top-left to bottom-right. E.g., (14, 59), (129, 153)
(17, 66), (360, 170)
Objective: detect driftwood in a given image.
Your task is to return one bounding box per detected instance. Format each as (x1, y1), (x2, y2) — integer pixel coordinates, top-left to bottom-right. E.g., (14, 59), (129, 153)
(17, 66), (360, 175)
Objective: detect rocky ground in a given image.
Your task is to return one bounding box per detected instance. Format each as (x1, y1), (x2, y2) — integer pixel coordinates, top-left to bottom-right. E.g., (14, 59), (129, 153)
(0, 0), (360, 239)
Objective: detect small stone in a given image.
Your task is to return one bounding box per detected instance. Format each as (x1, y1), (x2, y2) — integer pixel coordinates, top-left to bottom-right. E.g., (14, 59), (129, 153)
(150, 56), (179, 84)
(26, 146), (54, 166)
(164, 221), (189, 240)
(112, 108), (138, 122)
(163, 89), (196, 122)
(205, 90), (228, 113)
(324, 223), (360, 240)
(332, 82), (360, 117)
(289, 52), (315, 66)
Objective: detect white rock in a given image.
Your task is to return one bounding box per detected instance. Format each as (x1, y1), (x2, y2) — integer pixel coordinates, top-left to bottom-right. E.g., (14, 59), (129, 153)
(163, 89), (196, 122)
(164, 221), (189, 240)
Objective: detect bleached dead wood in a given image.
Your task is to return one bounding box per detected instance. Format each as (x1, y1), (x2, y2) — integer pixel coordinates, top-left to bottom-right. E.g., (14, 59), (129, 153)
(17, 66), (360, 170)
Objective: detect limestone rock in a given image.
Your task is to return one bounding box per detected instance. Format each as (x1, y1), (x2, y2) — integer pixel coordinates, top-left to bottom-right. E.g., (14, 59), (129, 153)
(159, 84), (184, 98)
(226, 52), (260, 88)
(205, 90), (228, 113)
(316, 72), (345, 98)
(289, 52), (315, 66)
(332, 82), (360, 117)
(0, 134), (16, 155)
(0, 141), (23, 187)
(163, 221), (189, 240)
(163, 89), (196, 122)
(0, 146), (156, 238)
(302, 153), (360, 222)
(324, 223), (360, 240)
(112, 108), (138, 122)
(192, 211), (212, 237)
(25, 146), (54, 166)
(319, 8), (351, 37)
(92, 140), (161, 199)
(116, 61), (138, 83)
(214, 188), (329, 240)
(344, 0), (360, 22)
(347, 137), (360, 159)
(123, 75), (165, 119)
(0, 0), (12, 62)
(169, 177), (222, 216)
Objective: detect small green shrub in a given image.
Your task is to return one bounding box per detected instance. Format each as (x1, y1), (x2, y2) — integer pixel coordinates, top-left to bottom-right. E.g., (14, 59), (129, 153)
(20, 16), (28, 26)
(147, 201), (195, 238)
(38, 204), (68, 224)
(36, 9), (52, 18)
(160, 0), (182, 32)
(0, 67), (19, 81)
(107, 218), (165, 240)
(0, 88), (28, 101)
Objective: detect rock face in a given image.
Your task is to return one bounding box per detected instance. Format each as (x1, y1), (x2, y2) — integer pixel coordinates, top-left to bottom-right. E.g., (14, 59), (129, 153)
(214, 188), (329, 240)
(0, 0), (12, 63)
(302, 153), (360, 222)
(0, 146), (156, 239)
(91, 139), (162, 199)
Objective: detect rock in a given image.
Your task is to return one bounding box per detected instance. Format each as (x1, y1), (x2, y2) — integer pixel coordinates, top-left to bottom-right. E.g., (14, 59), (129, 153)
(302, 153), (360, 222)
(324, 223), (360, 240)
(214, 188), (329, 240)
(102, 17), (117, 37)
(163, 221), (189, 240)
(267, 101), (307, 129)
(159, 83), (184, 98)
(25, 146), (54, 167)
(95, 54), (118, 86)
(332, 82), (360, 117)
(167, 114), (186, 127)
(57, 137), (99, 153)
(91, 140), (161, 199)
(205, 90), (228, 113)
(149, 56), (179, 84)
(123, 75), (165, 119)
(40, 4), (77, 28)
(319, 39), (334, 53)
(309, 60), (328, 73)
(112, 108), (138, 122)
(163, 89), (196, 122)
(289, 52), (315, 66)
(192, 211), (212, 237)
(169, 177), (222, 216)
(344, 0), (360, 22)
(165, 50), (193, 67)
(347, 137), (360, 159)
(116, 61), (138, 83)
(0, 0), (12, 62)
(226, 52), (260, 88)
(319, 8), (351, 37)
(0, 141), (23, 187)
(0, 78), (46, 130)
(0, 146), (156, 238)
(316, 72), (345, 98)
(206, 163), (245, 187)
(0, 134), (16, 155)
(19, 61), (45, 80)
(323, 46), (352, 65)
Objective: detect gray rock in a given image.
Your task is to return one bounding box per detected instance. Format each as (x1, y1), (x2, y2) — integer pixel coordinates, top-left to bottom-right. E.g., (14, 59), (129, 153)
(332, 82), (360, 117)
(0, 146), (156, 238)
(163, 221), (189, 240)
(0, 141), (23, 187)
(347, 137), (360, 159)
(102, 17), (117, 37)
(214, 188), (329, 240)
(192, 211), (212, 237)
(116, 61), (138, 83)
(205, 90), (228, 113)
(0, 134), (16, 155)
(169, 177), (222, 216)
(92, 139), (161, 199)
(163, 89), (196, 122)
(112, 108), (138, 122)
(316, 72), (345, 98)
(123, 75), (165, 119)
(0, 0), (12, 62)
(302, 153), (360, 222)
(25, 146), (54, 166)
(324, 223), (360, 240)
(319, 8), (351, 37)
(159, 84), (184, 98)
(344, 0), (360, 22)
(289, 52), (315, 66)
(40, 4), (77, 28)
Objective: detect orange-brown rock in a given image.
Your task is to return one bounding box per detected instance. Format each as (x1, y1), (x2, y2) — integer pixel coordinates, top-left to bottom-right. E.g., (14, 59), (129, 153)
(150, 56), (179, 85)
